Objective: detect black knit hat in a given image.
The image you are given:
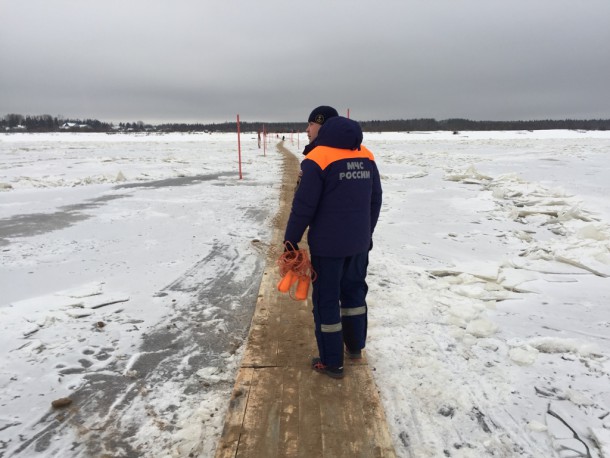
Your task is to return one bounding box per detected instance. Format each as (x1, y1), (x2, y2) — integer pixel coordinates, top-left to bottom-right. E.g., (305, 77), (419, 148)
(307, 105), (339, 125)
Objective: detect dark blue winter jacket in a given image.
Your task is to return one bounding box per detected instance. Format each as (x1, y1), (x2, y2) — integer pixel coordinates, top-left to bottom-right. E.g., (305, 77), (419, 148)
(284, 117), (382, 257)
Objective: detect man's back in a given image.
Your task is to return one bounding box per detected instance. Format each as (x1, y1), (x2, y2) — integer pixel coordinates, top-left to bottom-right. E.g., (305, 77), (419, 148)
(284, 117), (382, 257)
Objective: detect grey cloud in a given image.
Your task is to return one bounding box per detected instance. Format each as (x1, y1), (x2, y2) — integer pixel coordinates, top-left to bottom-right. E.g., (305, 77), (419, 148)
(2, 0), (610, 123)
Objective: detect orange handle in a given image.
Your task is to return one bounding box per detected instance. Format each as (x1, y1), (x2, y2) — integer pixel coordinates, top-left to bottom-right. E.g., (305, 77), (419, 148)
(294, 275), (310, 300)
(277, 269), (298, 293)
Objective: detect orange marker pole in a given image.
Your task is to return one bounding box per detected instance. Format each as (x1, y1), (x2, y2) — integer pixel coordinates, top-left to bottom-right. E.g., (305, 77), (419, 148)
(236, 114), (243, 180)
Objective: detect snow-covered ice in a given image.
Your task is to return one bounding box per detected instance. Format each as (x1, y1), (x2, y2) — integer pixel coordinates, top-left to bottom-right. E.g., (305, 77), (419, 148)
(1, 130), (609, 457)
(365, 130), (610, 457)
(1, 132), (282, 457)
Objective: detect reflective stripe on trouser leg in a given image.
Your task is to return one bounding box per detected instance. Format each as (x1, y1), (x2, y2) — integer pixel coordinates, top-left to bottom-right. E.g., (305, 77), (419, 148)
(341, 305), (367, 353)
(311, 255), (345, 368)
(341, 306), (367, 317)
(340, 252), (370, 353)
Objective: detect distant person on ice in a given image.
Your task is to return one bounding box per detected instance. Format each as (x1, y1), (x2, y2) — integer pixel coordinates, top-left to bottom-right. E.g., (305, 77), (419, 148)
(283, 106), (383, 379)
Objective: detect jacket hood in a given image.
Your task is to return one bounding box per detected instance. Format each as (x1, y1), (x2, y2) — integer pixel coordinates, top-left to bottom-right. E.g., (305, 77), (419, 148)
(315, 116), (363, 150)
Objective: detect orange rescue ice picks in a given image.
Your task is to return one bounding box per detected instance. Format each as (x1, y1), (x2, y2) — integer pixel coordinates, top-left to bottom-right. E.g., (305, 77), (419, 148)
(277, 243), (316, 301)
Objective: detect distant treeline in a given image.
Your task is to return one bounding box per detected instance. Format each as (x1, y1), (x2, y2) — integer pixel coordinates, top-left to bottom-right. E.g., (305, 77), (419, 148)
(1, 114), (114, 132)
(3, 113), (610, 133)
(160, 118), (610, 133)
(361, 118), (610, 132)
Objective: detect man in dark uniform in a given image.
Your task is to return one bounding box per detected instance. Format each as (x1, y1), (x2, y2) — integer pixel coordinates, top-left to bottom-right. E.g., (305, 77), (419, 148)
(284, 108), (383, 379)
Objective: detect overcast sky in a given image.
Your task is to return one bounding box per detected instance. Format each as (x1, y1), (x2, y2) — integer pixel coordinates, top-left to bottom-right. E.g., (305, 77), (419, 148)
(1, 0), (610, 124)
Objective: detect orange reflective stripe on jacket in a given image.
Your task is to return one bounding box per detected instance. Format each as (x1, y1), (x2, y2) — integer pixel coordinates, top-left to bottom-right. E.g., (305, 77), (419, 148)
(305, 145), (376, 171)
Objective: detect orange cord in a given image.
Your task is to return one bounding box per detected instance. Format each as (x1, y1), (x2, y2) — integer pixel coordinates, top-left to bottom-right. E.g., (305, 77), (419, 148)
(276, 242), (316, 300)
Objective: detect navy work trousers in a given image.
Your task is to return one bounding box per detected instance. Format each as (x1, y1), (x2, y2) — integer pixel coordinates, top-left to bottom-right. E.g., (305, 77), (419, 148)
(310, 251), (369, 368)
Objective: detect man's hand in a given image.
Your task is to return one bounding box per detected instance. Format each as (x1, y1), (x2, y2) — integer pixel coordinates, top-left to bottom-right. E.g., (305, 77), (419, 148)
(283, 241), (300, 252)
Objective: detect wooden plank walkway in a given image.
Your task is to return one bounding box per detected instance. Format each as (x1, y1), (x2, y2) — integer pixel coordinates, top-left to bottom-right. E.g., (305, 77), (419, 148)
(214, 143), (396, 458)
